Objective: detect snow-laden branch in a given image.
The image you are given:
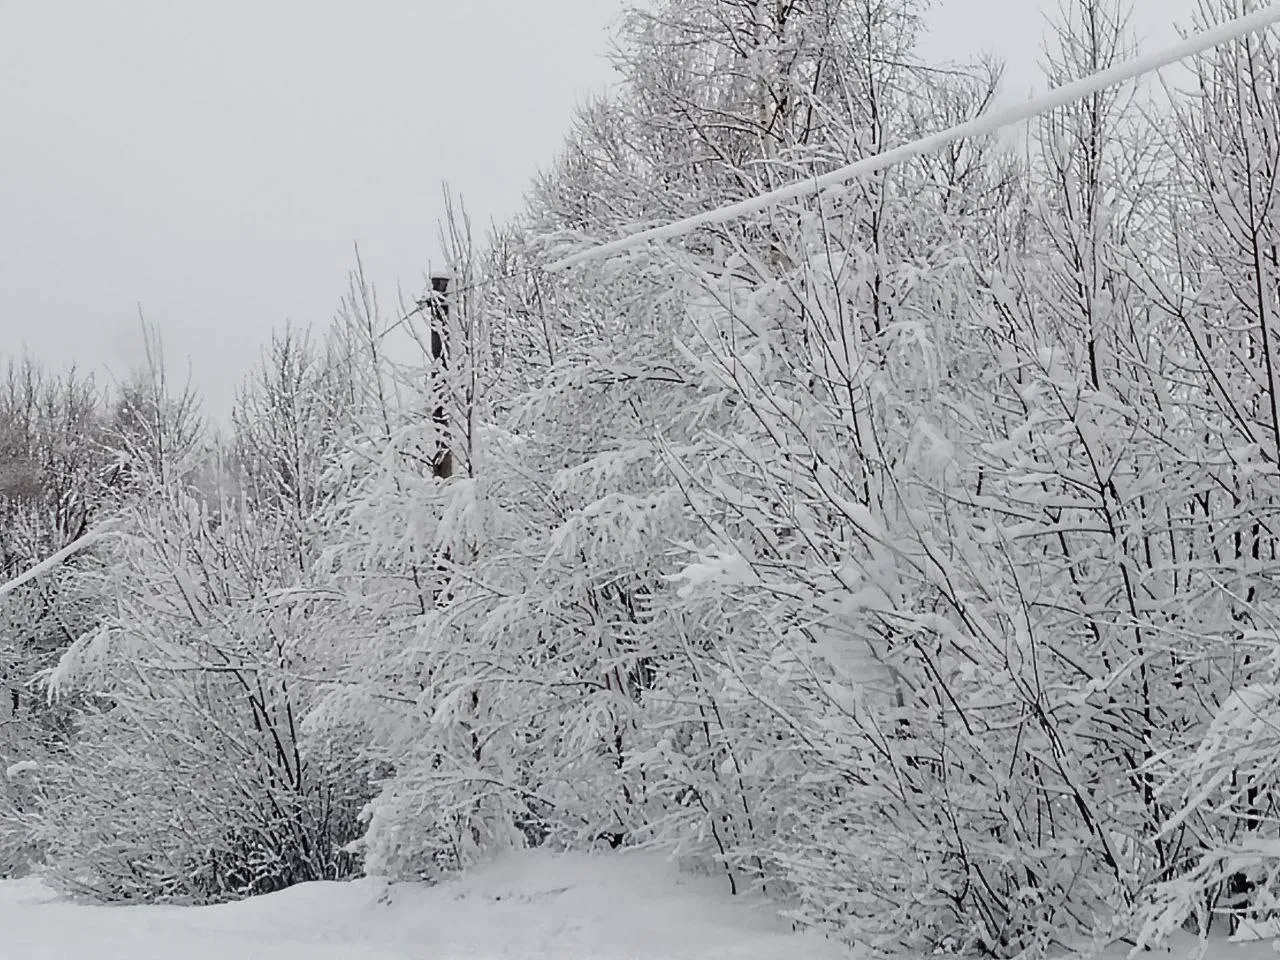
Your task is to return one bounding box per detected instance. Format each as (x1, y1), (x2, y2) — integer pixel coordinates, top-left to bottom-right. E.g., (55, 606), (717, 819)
(548, 2), (1280, 271)
(0, 524), (117, 602)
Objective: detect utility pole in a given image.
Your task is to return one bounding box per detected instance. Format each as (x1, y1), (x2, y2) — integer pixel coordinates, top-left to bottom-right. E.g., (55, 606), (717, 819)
(428, 271), (454, 480)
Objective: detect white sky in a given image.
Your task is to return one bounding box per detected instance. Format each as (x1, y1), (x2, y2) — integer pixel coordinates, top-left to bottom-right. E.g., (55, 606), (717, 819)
(0, 0), (1201, 419)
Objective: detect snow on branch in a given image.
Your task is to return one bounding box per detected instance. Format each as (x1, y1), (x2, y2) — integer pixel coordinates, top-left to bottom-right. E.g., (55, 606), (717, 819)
(548, 2), (1280, 271)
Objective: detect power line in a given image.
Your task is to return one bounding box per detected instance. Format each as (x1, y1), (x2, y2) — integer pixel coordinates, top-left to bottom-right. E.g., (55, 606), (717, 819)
(366, 4), (1280, 328)
(0, 525), (118, 603)
(547, 2), (1280, 272)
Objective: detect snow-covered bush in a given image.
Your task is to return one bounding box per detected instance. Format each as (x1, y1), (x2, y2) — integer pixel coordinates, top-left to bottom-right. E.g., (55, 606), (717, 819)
(30, 483), (368, 902)
(0, 359), (115, 876)
(28, 329), (374, 902)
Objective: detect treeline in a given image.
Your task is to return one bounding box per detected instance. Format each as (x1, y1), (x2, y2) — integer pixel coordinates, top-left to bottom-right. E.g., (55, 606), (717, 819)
(3, 0), (1280, 955)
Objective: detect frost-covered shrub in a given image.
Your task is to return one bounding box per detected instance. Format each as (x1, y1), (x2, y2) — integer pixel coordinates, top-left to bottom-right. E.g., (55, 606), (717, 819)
(29, 473), (371, 903)
(31, 704), (364, 903)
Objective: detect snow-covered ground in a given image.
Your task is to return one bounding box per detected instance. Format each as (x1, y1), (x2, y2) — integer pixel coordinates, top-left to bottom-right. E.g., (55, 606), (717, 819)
(1, 850), (853, 959)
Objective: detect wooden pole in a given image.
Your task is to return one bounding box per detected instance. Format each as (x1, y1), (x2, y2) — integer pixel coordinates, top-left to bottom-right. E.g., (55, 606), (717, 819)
(428, 272), (453, 479)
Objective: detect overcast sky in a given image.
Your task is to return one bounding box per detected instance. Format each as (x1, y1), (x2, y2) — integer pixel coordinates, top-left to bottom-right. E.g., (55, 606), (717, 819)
(1, 0), (1198, 419)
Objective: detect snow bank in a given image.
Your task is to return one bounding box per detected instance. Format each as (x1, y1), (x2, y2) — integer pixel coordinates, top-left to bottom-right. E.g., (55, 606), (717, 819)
(1, 849), (852, 959)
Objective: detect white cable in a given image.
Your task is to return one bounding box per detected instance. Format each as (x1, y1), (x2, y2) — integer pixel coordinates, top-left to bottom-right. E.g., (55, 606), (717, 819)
(548, 3), (1280, 272)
